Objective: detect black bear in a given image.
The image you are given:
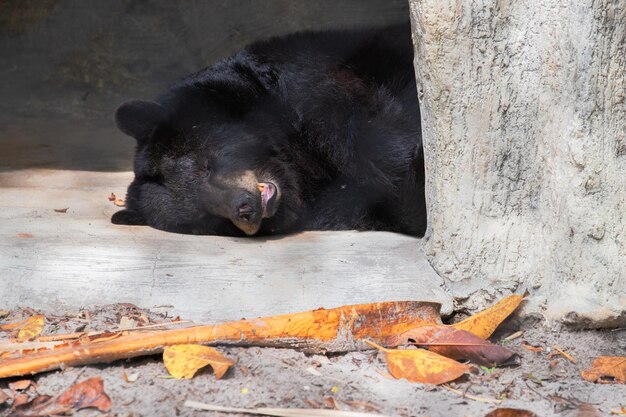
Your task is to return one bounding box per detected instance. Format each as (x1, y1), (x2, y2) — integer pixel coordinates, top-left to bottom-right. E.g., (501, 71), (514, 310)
(112, 23), (426, 237)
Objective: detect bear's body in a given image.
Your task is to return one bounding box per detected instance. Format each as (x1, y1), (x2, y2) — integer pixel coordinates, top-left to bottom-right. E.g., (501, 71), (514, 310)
(113, 24), (426, 236)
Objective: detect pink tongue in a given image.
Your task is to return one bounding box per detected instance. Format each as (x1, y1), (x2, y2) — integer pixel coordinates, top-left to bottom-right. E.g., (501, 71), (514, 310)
(260, 183), (275, 217)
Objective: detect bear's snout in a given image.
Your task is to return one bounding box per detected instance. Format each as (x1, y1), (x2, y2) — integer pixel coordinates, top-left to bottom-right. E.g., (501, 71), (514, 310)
(230, 191), (263, 235)
(233, 192), (260, 223)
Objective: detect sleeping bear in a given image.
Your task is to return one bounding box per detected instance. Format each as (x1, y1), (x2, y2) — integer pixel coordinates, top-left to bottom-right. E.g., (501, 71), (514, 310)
(112, 23), (426, 237)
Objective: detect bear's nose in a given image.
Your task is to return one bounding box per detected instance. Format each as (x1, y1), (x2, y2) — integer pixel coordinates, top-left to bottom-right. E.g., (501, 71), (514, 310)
(237, 202), (254, 222)
(232, 193), (258, 223)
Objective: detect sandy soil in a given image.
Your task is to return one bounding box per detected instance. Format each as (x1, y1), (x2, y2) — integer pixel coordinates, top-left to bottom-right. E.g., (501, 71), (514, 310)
(1, 304), (624, 417)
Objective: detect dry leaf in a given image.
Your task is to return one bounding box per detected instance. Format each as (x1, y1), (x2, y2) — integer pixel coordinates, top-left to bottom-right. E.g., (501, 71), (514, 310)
(16, 233), (34, 239)
(53, 208), (69, 213)
(453, 293), (526, 339)
(1, 316), (45, 341)
(9, 377), (111, 417)
(114, 198), (125, 207)
(581, 356), (626, 383)
(108, 192), (116, 201)
(163, 344), (235, 379)
(386, 325), (516, 366)
(17, 316), (45, 341)
(9, 394), (66, 417)
(56, 377), (112, 412)
(485, 408), (539, 417)
(8, 380), (32, 391)
(0, 389), (9, 406)
(365, 340), (470, 385)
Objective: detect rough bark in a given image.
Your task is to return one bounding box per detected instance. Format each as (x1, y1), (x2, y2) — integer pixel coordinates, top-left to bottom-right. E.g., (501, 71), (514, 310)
(409, 1), (625, 326)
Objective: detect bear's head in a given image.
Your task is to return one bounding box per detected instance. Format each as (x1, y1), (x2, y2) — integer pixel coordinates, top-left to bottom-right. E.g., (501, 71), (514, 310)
(112, 98), (301, 236)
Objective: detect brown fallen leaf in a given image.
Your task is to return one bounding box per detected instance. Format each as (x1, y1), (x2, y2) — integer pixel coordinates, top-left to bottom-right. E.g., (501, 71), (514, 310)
(12, 392), (31, 408)
(581, 356), (626, 383)
(163, 344), (235, 379)
(56, 377), (112, 412)
(16, 233), (34, 239)
(53, 208), (69, 213)
(386, 325), (516, 367)
(365, 340), (471, 385)
(8, 377), (111, 417)
(8, 380), (32, 391)
(453, 293), (526, 339)
(484, 408), (539, 417)
(108, 192), (126, 207)
(9, 394), (66, 417)
(0, 390), (8, 406)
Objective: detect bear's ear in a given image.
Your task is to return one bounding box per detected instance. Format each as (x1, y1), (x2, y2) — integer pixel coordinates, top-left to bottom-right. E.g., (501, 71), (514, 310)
(111, 209), (148, 226)
(115, 100), (168, 141)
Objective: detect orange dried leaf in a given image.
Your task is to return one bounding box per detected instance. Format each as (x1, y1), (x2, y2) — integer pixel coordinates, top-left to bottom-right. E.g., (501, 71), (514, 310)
(387, 325), (516, 367)
(485, 408), (539, 417)
(453, 293), (526, 339)
(163, 344), (235, 379)
(8, 379), (32, 391)
(366, 340), (470, 385)
(56, 376), (112, 412)
(581, 356), (626, 384)
(1, 315), (45, 340)
(17, 315), (45, 341)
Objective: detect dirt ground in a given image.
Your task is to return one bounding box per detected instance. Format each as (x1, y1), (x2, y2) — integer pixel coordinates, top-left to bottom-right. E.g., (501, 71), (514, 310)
(0, 304), (624, 417)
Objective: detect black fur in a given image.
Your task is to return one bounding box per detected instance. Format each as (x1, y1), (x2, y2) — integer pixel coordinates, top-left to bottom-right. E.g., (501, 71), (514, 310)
(113, 24), (427, 237)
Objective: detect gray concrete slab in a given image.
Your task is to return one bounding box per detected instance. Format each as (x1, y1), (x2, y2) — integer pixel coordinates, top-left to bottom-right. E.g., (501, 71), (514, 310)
(0, 169), (453, 322)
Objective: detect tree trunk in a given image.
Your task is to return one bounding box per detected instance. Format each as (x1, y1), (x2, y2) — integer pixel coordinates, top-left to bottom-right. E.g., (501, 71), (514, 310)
(409, 1), (625, 327)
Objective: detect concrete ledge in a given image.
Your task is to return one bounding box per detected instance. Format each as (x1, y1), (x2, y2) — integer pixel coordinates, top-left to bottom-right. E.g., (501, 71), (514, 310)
(0, 169), (452, 322)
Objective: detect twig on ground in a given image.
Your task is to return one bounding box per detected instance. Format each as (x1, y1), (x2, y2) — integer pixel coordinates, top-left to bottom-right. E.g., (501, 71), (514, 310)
(184, 400), (392, 417)
(441, 384), (502, 404)
(551, 345), (576, 363)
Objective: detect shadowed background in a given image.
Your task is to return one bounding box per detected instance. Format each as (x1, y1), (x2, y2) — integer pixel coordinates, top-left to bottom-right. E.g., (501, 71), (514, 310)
(0, 0), (409, 171)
